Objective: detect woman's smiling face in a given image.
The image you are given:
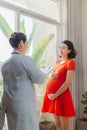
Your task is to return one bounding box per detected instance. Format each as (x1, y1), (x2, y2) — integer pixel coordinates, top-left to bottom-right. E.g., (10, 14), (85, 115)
(58, 43), (71, 58)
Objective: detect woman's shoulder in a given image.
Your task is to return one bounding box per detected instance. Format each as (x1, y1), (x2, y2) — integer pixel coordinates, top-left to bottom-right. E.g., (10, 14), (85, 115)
(67, 59), (76, 70)
(67, 59), (75, 64)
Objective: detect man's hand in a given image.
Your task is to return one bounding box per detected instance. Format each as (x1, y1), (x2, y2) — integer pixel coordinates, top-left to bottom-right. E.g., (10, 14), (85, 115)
(49, 73), (58, 79)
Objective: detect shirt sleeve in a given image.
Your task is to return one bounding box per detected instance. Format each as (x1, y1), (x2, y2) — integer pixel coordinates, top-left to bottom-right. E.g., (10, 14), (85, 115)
(23, 55), (44, 84)
(67, 59), (76, 70)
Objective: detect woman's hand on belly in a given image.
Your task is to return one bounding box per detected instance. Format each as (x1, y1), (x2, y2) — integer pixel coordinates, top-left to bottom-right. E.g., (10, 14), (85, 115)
(48, 93), (56, 100)
(49, 73), (58, 79)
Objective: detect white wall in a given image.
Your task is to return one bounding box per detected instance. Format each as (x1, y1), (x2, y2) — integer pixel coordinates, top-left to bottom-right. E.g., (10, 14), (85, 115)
(81, 0), (87, 91)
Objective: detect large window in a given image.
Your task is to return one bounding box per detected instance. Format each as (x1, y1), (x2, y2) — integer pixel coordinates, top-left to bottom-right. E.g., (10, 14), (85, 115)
(2, 0), (59, 20)
(0, 0), (60, 124)
(0, 1), (60, 64)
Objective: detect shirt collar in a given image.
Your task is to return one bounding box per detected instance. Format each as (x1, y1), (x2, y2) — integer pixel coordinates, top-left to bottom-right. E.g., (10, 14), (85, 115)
(11, 50), (21, 55)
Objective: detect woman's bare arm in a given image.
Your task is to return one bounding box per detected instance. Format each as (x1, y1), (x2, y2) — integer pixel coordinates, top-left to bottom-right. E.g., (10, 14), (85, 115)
(48, 70), (74, 100)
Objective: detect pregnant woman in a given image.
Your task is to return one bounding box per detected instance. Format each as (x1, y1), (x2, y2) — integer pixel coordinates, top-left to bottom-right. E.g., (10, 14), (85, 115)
(41, 40), (77, 130)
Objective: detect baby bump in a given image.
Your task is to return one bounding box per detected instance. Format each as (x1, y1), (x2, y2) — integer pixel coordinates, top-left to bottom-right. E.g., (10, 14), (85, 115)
(46, 78), (63, 94)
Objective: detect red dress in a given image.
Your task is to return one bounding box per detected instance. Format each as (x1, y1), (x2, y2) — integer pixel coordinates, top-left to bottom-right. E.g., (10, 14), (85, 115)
(41, 59), (76, 117)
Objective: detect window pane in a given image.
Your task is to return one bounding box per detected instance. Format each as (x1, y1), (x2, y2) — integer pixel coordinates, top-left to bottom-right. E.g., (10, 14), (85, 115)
(0, 7), (15, 62)
(20, 15), (57, 67)
(3, 0), (60, 20)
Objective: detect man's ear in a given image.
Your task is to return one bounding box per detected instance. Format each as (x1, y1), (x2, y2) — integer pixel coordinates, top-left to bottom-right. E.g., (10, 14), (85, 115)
(19, 40), (24, 48)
